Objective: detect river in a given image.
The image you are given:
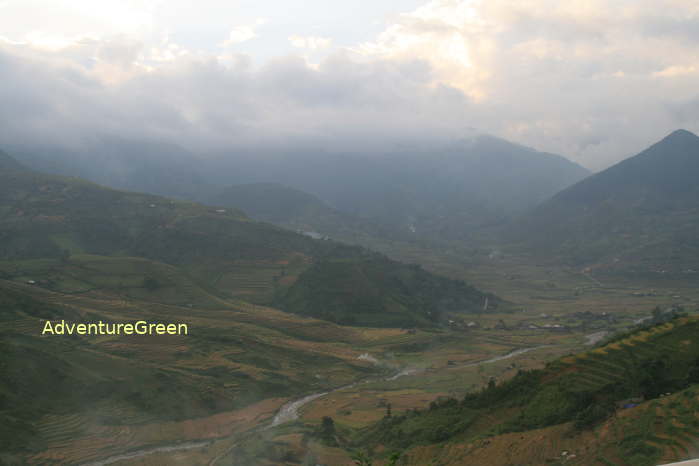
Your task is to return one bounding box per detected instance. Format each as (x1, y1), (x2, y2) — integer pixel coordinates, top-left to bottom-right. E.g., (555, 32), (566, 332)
(81, 345), (548, 465)
(270, 345), (549, 426)
(82, 440), (212, 466)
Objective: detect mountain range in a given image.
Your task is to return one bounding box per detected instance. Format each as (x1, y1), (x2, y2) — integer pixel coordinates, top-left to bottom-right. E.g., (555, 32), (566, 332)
(0, 151), (494, 327)
(9, 134), (590, 244)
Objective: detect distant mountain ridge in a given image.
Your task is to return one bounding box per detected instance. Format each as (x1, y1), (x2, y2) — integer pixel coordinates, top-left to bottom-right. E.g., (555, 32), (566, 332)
(0, 149), (24, 170)
(210, 183), (410, 245)
(0, 148), (495, 327)
(553, 129), (699, 204)
(200, 135), (590, 243)
(8, 134), (589, 243)
(515, 129), (699, 271)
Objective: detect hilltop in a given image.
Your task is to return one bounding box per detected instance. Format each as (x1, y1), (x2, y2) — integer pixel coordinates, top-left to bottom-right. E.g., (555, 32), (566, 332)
(282, 257), (497, 327)
(514, 130), (699, 272)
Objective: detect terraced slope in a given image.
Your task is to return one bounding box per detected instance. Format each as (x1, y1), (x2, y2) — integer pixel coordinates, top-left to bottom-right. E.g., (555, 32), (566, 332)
(0, 148), (502, 463)
(0, 280), (377, 464)
(404, 385), (699, 466)
(356, 315), (699, 465)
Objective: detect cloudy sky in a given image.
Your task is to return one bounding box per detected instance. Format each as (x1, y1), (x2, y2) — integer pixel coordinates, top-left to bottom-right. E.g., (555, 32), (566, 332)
(1, 0), (698, 170)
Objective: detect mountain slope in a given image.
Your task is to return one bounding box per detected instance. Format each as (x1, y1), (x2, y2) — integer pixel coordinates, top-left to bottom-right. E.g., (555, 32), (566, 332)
(207, 135), (590, 241)
(10, 134), (589, 243)
(210, 182), (409, 245)
(359, 314), (699, 465)
(0, 149), (24, 171)
(515, 129), (699, 270)
(0, 149), (501, 463)
(212, 183), (336, 225)
(8, 136), (216, 201)
(0, 277), (381, 463)
(0, 149), (494, 326)
(281, 257), (497, 327)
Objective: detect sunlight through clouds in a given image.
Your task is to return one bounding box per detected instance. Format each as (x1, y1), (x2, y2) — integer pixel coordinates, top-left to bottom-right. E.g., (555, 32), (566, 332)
(0, 0), (698, 169)
(289, 35), (332, 50)
(221, 19), (267, 47)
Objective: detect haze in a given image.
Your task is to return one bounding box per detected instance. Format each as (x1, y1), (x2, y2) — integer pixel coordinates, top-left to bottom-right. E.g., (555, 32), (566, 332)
(1, 0), (698, 169)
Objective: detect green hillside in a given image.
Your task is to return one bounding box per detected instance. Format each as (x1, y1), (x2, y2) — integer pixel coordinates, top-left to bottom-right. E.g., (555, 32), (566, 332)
(0, 151), (492, 325)
(210, 182), (405, 246)
(281, 257), (497, 327)
(356, 313), (699, 465)
(211, 182), (345, 227)
(0, 278), (385, 463)
(515, 129), (699, 272)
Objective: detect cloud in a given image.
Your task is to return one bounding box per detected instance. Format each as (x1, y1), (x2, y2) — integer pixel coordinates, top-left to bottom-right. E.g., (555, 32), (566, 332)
(0, 1), (698, 171)
(350, 0), (699, 168)
(288, 35), (332, 50)
(0, 38), (472, 157)
(220, 19), (267, 47)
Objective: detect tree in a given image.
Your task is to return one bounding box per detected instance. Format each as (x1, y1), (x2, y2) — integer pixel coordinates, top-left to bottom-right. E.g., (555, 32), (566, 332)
(320, 416), (337, 445)
(351, 450), (373, 466)
(60, 249), (71, 263)
(143, 276), (160, 291)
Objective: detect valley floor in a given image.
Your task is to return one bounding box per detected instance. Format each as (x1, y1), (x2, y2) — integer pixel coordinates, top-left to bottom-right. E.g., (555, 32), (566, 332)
(5, 251), (698, 466)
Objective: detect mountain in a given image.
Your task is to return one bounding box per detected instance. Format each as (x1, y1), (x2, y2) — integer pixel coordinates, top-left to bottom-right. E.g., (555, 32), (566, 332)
(8, 134), (589, 243)
(515, 129), (699, 271)
(212, 183), (337, 226)
(0, 148), (502, 463)
(206, 135), (590, 241)
(210, 182), (410, 245)
(0, 149), (494, 327)
(0, 149), (23, 171)
(359, 313), (699, 466)
(7, 136), (217, 201)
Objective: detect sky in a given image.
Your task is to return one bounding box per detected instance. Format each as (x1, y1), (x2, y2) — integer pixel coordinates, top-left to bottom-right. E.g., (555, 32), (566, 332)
(1, 0), (698, 170)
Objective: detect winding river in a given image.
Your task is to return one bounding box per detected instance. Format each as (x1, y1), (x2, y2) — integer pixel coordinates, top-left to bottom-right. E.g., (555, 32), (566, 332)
(82, 440), (212, 466)
(82, 345), (548, 465)
(270, 345), (550, 426)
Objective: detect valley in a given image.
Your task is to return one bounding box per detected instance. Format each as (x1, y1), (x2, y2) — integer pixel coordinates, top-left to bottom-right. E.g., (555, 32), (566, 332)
(2, 129), (699, 466)
(4, 3), (699, 464)
(3, 249), (691, 465)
